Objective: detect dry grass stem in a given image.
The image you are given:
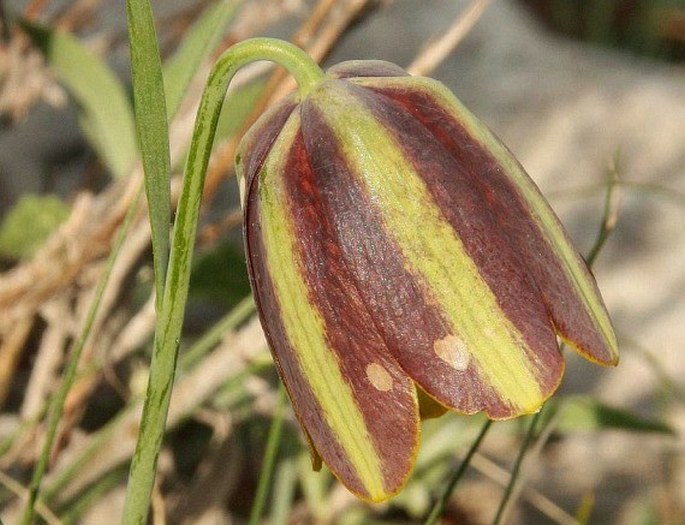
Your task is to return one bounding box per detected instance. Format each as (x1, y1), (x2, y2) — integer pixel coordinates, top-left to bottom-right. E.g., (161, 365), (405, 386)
(20, 297), (74, 421)
(38, 317), (266, 504)
(407, 0), (492, 76)
(0, 186), (134, 335)
(0, 469), (61, 525)
(0, 317), (33, 406)
(109, 293), (157, 363)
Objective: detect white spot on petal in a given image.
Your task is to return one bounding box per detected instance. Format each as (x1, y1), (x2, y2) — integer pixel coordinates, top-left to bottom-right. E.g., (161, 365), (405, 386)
(366, 363), (393, 391)
(434, 334), (470, 371)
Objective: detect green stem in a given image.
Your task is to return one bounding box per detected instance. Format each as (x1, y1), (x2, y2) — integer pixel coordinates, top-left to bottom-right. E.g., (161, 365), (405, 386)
(248, 385), (287, 525)
(122, 38), (325, 525)
(492, 412), (542, 525)
(425, 419), (493, 525)
(586, 156), (620, 267)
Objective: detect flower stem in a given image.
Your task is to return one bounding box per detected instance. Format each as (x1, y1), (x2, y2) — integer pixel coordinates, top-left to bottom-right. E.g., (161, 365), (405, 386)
(123, 37), (325, 525)
(218, 37), (326, 98)
(248, 385), (287, 525)
(492, 411), (542, 525)
(424, 419), (493, 525)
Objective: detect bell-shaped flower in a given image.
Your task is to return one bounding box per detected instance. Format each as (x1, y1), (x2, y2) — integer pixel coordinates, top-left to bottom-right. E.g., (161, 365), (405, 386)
(236, 60), (618, 502)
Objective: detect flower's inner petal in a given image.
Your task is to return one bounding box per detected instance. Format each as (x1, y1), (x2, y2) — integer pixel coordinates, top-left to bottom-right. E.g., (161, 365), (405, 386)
(244, 110), (419, 502)
(303, 81), (561, 419)
(355, 76), (618, 366)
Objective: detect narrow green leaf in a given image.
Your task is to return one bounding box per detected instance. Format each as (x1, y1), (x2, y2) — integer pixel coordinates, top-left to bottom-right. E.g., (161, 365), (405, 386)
(20, 20), (137, 179)
(123, 38), (326, 524)
(248, 385), (287, 525)
(0, 194), (70, 259)
(163, 0), (245, 119)
(125, 0), (171, 309)
(555, 396), (674, 435)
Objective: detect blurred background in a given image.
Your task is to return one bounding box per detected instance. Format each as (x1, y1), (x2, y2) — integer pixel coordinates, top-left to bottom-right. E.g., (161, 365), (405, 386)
(0, 1), (684, 523)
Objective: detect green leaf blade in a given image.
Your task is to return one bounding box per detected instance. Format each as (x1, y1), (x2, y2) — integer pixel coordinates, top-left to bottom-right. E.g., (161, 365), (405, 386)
(126, 0), (171, 308)
(0, 194), (70, 259)
(20, 20), (138, 180)
(555, 396), (675, 435)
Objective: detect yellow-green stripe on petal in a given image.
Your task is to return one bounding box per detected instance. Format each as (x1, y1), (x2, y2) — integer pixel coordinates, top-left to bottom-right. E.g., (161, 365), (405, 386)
(309, 81), (544, 414)
(427, 78), (617, 362)
(352, 75), (618, 366)
(255, 112), (387, 500)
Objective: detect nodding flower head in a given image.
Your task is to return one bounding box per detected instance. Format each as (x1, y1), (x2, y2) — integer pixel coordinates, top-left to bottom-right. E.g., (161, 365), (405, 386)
(236, 59), (618, 502)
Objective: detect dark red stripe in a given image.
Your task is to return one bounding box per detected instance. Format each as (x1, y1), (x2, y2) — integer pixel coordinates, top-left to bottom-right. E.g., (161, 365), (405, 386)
(282, 127), (418, 492)
(244, 174), (366, 495)
(300, 97), (513, 418)
(364, 82), (614, 364)
(345, 82), (564, 393)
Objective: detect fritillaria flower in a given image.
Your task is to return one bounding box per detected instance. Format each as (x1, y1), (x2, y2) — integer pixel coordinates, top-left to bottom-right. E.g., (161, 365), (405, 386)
(236, 60), (618, 501)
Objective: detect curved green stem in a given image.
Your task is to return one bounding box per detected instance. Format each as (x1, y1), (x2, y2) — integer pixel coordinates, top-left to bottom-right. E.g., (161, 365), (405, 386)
(122, 38), (325, 524)
(230, 37), (326, 97)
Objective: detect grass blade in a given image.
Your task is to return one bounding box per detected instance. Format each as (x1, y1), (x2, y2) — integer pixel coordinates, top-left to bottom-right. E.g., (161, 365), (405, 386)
(424, 420), (492, 525)
(125, 0), (171, 307)
(492, 412), (542, 525)
(19, 20), (138, 179)
(20, 188), (144, 525)
(248, 385), (287, 525)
